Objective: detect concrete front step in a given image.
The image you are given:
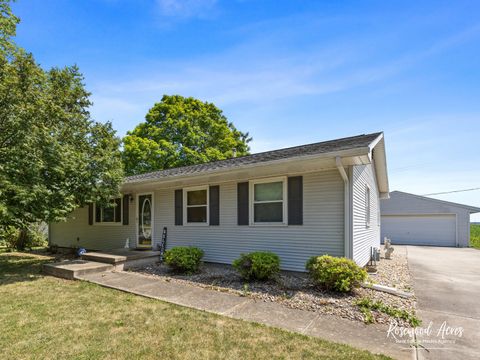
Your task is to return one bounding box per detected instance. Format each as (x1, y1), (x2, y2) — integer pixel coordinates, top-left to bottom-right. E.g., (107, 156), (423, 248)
(43, 260), (114, 280)
(81, 249), (161, 270)
(81, 252), (126, 264)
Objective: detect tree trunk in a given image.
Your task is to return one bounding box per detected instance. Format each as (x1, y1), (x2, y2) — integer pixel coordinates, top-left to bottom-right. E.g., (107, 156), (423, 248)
(16, 228), (28, 250)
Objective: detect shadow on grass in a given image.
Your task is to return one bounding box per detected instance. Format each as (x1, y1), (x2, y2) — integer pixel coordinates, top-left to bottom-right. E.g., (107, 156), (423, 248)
(0, 252), (54, 286)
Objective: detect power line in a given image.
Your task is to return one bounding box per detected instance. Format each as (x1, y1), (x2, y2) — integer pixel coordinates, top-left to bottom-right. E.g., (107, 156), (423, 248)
(422, 187), (480, 196)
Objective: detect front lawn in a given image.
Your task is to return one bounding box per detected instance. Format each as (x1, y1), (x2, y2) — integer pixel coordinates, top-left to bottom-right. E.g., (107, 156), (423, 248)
(0, 251), (389, 360)
(471, 224), (480, 249)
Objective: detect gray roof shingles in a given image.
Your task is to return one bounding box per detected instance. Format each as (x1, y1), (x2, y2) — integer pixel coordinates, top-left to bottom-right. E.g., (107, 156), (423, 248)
(125, 132), (382, 183)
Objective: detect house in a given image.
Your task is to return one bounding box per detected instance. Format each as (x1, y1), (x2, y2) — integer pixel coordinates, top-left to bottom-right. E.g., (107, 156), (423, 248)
(381, 191), (480, 247)
(49, 132), (389, 271)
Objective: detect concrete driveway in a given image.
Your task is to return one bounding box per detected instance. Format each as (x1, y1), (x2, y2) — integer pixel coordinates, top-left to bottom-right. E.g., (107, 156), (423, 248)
(407, 246), (480, 360)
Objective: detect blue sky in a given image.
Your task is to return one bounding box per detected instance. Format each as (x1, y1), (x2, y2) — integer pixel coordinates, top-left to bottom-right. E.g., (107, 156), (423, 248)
(13, 0), (480, 220)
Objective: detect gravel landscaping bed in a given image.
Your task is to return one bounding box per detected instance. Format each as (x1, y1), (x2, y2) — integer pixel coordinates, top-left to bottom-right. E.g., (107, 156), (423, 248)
(131, 246), (417, 327)
(368, 246), (413, 292)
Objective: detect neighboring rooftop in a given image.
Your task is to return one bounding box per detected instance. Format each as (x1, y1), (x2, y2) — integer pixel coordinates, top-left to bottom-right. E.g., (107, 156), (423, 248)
(125, 132), (383, 183)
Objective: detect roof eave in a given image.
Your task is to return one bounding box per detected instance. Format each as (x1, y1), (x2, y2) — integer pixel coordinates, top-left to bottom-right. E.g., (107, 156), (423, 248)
(369, 133), (390, 195)
(122, 146), (372, 188)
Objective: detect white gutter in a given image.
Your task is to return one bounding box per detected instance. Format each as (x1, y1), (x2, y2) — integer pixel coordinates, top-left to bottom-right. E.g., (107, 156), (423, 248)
(336, 156), (351, 259)
(367, 132), (384, 153)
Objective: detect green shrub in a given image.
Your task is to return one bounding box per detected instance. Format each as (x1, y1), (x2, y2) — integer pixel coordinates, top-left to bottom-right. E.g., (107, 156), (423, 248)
(0, 227), (18, 248)
(0, 224), (47, 250)
(471, 224), (480, 249)
(305, 255), (367, 293)
(232, 251), (280, 281)
(163, 246), (204, 274)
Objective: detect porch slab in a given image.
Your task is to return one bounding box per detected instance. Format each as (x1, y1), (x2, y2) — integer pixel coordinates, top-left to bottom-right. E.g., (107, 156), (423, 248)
(81, 249), (160, 270)
(42, 260), (113, 280)
(81, 252), (126, 264)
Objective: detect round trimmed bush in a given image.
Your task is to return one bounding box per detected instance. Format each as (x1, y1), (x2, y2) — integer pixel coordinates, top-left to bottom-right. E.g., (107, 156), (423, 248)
(163, 246), (204, 274)
(232, 251), (280, 281)
(306, 255), (367, 293)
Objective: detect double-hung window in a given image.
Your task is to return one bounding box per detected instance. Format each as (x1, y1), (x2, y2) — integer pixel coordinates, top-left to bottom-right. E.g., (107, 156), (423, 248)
(95, 198), (122, 224)
(250, 177), (287, 224)
(184, 186), (209, 225)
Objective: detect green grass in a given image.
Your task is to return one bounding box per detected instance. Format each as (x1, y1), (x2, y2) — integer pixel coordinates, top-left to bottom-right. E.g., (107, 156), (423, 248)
(0, 251), (390, 360)
(471, 224), (480, 249)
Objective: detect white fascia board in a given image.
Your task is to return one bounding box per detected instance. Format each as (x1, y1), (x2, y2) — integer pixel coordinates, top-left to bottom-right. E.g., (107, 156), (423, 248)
(369, 134), (389, 194)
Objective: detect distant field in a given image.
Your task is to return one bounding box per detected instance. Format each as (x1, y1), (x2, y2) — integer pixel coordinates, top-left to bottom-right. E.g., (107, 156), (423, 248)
(471, 224), (480, 249)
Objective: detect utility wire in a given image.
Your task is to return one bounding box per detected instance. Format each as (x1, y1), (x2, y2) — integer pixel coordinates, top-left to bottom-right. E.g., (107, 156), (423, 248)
(422, 187), (480, 196)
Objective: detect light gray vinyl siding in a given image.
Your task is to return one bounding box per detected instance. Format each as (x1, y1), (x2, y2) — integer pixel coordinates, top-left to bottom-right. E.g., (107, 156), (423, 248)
(381, 191), (472, 247)
(155, 170), (344, 272)
(351, 163), (380, 267)
(49, 200), (136, 250)
(49, 170), (345, 271)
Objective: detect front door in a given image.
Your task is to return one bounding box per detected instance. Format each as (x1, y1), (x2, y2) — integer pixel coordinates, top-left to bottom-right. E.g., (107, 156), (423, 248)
(137, 193), (153, 248)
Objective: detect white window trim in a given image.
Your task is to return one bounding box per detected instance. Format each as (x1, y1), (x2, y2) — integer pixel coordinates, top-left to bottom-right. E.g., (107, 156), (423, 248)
(183, 185), (209, 226)
(94, 198), (123, 226)
(365, 185), (371, 228)
(249, 176), (288, 226)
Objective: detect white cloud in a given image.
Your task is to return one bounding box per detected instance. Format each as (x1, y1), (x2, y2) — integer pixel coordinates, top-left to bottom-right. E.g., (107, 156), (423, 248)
(156, 0), (218, 19)
(91, 19), (480, 117)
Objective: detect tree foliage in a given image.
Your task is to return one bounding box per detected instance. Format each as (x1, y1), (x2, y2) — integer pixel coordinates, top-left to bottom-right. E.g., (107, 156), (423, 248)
(0, 0), (123, 233)
(122, 95), (251, 176)
(0, 0), (18, 56)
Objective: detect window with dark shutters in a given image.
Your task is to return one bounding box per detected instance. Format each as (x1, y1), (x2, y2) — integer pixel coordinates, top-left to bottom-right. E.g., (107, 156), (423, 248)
(93, 198), (123, 224)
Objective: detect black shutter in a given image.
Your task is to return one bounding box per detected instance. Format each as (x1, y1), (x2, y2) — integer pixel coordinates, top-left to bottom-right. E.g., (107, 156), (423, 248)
(115, 198), (122, 223)
(237, 182), (249, 225)
(95, 204), (101, 223)
(88, 203), (94, 225)
(288, 176), (303, 225)
(175, 189), (183, 225)
(122, 195), (129, 225)
(209, 185), (220, 226)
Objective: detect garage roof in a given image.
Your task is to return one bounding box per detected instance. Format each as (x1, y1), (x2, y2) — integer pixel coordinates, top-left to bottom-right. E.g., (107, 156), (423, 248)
(389, 191), (480, 213)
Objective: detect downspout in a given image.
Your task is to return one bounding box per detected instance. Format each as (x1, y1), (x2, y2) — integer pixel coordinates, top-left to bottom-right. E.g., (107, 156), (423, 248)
(336, 157), (351, 259)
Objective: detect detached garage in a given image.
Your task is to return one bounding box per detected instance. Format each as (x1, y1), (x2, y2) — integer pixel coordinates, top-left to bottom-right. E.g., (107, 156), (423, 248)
(381, 191), (480, 247)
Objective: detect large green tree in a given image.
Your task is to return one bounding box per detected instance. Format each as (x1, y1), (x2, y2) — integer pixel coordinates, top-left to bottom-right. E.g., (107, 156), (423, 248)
(0, 0), (123, 247)
(122, 95), (251, 176)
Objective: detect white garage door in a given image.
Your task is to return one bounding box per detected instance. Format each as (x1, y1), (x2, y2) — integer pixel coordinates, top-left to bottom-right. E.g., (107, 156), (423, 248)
(381, 214), (456, 246)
